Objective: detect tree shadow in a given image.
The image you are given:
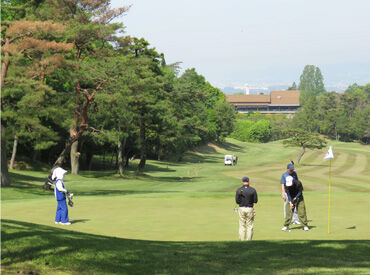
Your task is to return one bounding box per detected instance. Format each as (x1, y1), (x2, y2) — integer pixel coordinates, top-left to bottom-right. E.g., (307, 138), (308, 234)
(181, 153), (222, 164)
(3, 172), (52, 197)
(139, 163), (176, 173)
(2, 220), (369, 274)
(74, 190), (179, 197)
(218, 141), (246, 153)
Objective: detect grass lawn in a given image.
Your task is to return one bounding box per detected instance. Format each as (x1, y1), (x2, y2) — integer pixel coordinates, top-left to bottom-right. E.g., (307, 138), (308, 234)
(1, 138), (370, 274)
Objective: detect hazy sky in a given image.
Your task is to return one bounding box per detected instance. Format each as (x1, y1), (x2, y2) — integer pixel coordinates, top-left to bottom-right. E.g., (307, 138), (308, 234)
(111, 0), (370, 89)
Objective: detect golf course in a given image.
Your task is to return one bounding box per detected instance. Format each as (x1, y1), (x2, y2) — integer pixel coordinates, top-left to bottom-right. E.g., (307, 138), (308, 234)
(1, 138), (370, 274)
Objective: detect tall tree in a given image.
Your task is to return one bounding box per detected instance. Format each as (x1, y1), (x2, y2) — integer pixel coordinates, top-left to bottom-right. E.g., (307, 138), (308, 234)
(36, 0), (130, 173)
(299, 65), (325, 104)
(1, 14), (72, 185)
(92, 55), (135, 175)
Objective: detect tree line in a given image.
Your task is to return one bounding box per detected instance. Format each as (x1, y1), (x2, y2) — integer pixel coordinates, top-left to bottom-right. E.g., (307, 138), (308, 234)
(1, 0), (236, 186)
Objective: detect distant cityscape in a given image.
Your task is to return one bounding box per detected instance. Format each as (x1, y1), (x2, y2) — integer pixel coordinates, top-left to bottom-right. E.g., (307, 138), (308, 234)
(220, 83), (350, 95)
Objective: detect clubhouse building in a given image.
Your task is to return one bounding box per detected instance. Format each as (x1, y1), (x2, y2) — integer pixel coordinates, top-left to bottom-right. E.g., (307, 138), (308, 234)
(226, 90), (301, 114)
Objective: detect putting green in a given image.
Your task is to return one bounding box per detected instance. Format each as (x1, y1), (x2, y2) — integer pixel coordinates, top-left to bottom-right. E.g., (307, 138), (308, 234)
(2, 192), (369, 241)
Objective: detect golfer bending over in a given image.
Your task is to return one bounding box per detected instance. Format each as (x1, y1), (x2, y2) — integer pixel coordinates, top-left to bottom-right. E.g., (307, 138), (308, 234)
(282, 176), (309, 232)
(235, 177), (258, 241)
(52, 167), (71, 225)
(281, 163), (300, 225)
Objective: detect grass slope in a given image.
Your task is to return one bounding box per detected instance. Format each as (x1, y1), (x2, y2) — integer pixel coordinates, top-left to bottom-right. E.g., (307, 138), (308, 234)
(2, 138), (370, 274)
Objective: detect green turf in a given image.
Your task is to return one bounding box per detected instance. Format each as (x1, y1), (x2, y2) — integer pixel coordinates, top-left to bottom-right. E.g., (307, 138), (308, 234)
(2, 138), (370, 274)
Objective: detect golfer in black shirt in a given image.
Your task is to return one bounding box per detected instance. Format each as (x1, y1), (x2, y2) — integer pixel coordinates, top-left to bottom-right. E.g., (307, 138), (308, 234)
(282, 176), (309, 232)
(235, 177), (258, 241)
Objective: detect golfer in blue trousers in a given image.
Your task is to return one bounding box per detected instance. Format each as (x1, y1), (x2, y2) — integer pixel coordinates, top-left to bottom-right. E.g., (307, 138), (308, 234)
(52, 167), (71, 225)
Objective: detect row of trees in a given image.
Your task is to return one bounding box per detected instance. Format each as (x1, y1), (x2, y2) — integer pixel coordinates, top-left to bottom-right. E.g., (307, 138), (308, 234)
(1, 0), (236, 186)
(230, 65), (369, 162)
(293, 82), (369, 143)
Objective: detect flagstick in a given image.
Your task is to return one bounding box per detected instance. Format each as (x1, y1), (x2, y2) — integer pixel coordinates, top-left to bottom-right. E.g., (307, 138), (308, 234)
(328, 159), (332, 234)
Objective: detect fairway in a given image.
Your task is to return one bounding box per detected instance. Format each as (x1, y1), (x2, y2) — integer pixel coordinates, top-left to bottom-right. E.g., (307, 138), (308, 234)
(2, 138), (370, 273)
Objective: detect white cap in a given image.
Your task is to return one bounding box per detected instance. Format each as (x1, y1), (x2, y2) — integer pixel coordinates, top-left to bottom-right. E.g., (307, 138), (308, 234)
(286, 176), (293, 187)
(52, 167), (68, 180)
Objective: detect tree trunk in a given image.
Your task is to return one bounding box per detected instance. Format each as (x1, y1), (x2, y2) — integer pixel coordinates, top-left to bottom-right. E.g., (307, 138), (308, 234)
(138, 155), (146, 172)
(1, 124), (11, 186)
(137, 117), (146, 172)
(157, 138), (161, 161)
(54, 146), (68, 168)
(9, 135), (18, 170)
(124, 151), (130, 168)
(1, 60), (10, 89)
(297, 146), (306, 164)
(53, 136), (76, 168)
(1, 39), (10, 89)
(70, 140), (79, 175)
(117, 136), (127, 175)
(117, 139), (124, 176)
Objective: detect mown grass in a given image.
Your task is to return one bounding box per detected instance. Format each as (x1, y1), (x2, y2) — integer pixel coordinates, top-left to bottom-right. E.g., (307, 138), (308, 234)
(1, 138), (370, 274)
(2, 220), (370, 275)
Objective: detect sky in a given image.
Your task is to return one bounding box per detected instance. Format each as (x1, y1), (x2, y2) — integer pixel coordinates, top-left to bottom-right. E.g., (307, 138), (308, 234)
(111, 0), (370, 90)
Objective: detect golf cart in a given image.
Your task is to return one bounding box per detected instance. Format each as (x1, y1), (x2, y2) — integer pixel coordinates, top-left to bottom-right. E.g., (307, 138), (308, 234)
(224, 155), (233, 166)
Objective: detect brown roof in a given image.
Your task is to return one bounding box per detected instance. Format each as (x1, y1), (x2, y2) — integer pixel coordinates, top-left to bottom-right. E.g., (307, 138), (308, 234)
(235, 103), (269, 106)
(226, 94), (270, 103)
(270, 90), (300, 105)
(226, 90), (300, 106)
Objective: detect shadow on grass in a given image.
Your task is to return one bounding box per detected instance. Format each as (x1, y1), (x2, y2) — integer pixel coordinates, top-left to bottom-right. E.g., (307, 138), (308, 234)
(219, 140), (246, 153)
(4, 172), (52, 197)
(2, 220), (369, 274)
(70, 219), (90, 224)
(4, 171), (196, 200)
(74, 190), (179, 197)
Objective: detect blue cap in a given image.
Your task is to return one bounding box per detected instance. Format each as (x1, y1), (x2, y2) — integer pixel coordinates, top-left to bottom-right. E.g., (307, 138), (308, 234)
(287, 164), (294, 170)
(242, 177), (249, 182)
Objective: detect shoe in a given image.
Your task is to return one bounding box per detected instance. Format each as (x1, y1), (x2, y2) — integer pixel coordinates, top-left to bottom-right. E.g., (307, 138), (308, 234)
(303, 226), (309, 231)
(55, 222), (61, 224)
(282, 226), (291, 232)
(293, 220), (301, 225)
(60, 222), (71, 225)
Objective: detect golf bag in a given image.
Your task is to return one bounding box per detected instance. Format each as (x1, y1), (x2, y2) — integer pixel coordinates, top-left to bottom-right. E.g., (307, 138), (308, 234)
(43, 174), (54, 190)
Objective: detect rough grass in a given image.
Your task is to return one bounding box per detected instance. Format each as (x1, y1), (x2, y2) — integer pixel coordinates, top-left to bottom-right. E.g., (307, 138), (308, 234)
(2, 138), (370, 274)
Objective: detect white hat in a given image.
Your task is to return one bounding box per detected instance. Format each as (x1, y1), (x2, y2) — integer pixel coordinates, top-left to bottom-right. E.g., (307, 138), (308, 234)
(286, 176), (293, 187)
(52, 167), (68, 180)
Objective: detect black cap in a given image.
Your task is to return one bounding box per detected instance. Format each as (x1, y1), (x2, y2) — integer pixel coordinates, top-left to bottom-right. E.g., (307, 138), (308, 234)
(242, 177), (249, 182)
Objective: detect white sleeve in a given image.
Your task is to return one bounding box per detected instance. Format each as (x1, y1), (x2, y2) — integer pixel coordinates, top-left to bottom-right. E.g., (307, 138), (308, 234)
(56, 181), (67, 193)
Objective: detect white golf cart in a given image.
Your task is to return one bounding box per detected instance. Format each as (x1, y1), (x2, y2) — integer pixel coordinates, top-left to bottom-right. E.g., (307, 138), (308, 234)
(224, 155), (233, 166)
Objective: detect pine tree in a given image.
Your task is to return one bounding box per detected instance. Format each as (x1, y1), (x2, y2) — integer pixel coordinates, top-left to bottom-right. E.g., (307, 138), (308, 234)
(1, 18), (72, 185)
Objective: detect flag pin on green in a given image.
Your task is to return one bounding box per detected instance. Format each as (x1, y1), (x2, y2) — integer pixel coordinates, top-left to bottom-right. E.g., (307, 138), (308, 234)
(324, 146), (334, 233)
